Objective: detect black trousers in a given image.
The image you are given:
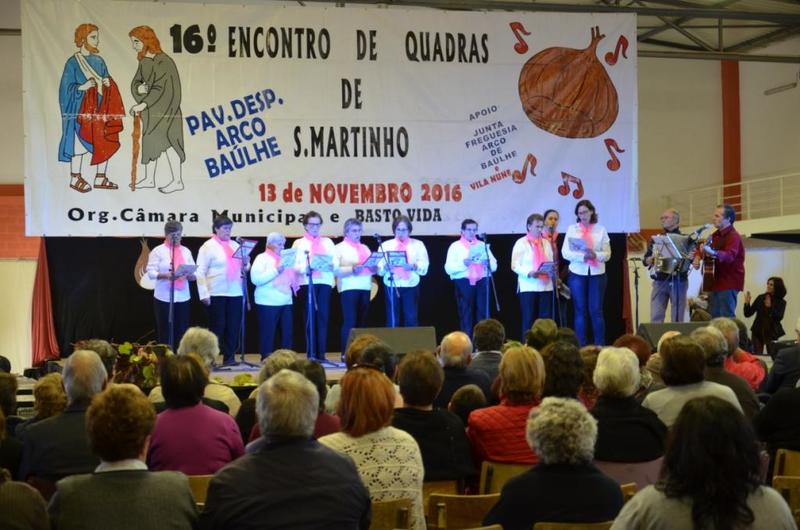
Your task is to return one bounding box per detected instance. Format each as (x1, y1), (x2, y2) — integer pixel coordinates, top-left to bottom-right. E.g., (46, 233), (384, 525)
(154, 299), (190, 348)
(340, 289), (370, 352)
(297, 284), (332, 360)
(256, 304), (293, 359)
(207, 295), (243, 363)
(385, 285), (420, 327)
(453, 278), (489, 339)
(519, 291), (554, 340)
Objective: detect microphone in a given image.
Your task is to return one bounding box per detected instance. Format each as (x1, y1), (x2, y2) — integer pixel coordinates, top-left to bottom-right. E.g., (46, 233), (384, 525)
(479, 233), (488, 240)
(235, 236), (242, 244)
(373, 233), (383, 241)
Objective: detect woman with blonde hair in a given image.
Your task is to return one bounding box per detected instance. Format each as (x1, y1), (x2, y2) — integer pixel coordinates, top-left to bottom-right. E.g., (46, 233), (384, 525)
(468, 346), (545, 464)
(319, 367), (425, 529)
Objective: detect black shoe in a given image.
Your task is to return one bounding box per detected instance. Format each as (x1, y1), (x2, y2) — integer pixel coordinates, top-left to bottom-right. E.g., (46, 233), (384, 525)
(222, 359), (238, 367)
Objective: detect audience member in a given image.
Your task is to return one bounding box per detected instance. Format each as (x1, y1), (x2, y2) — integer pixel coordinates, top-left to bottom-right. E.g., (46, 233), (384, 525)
(0, 467), (47, 530)
(744, 277), (787, 355)
(0, 355), (10, 373)
(526, 318), (558, 350)
(448, 384), (487, 426)
(691, 326), (759, 420)
(319, 367), (425, 530)
(642, 336), (741, 428)
(15, 374), (67, 439)
(613, 333), (659, 399)
(19, 350), (107, 483)
(540, 341), (584, 401)
(0, 373), (21, 438)
(613, 396), (795, 530)
(754, 380), (800, 473)
(147, 355), (244, 474)
(148, 327), (242, 416)
(48, 385), (197, 530)
(325, 333), (381, 413)
(201, 370), (370, 529)
(760, 317), (800, 393)
(734, 317), (755, 354)
(393, 351), (475, 482)
(235, 349), (298, 442)
(483, 397), (624, 530)
(0, 409), (22, 480)
(556, 327), (580, 348)
(471, 319), (506, 383)
(579, 345), (600, 409)
(77, 339), (118, 378)
(710, 317), (765, 391)
(591, 347), (666, 463)
(468, 346), (545, 464)
(433, 332), (492, 409)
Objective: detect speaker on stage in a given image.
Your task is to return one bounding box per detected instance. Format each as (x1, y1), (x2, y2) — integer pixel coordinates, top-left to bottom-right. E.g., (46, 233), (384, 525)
(637, 322), (706, 352)
(347, 327), (437, 356)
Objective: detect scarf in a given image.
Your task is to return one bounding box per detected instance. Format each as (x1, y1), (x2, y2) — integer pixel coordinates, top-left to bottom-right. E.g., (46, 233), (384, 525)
(304, 233), (327, 278)
(164, 238), (187, 289)
(265, 249), (299, 295)
(393, 238), (411, 280)
(343, 238), (371, 274)
(579, 222), (598, 268)
(213, 235), (241, 281)
(526, 234), (548, 279)
(459, 236), (485, 286)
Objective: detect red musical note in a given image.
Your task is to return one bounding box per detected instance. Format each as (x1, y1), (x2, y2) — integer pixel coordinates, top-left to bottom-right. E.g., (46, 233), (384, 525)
(558, 172), (584, 199)
(604, 138), (625, 171)
(512, 153), (537, 184)
(604, 35), (629, 65)
(509, 22), (531, 54)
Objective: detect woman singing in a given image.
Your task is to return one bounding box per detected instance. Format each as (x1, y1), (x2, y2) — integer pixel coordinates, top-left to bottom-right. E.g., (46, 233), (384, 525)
(334, 218), (376, 352)
(377, 215), (429, 327)
(562, 200), (611, 345)
(511, 213), (554, 340)
(146, 221), (195, 347)
(744, 277), (787, 355)
(196, 215), (249, 366)
(251, 232), (298, 360)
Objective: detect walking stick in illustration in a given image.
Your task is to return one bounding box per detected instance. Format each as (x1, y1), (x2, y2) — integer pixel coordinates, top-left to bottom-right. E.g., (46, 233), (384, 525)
(130, 113), (141, 191)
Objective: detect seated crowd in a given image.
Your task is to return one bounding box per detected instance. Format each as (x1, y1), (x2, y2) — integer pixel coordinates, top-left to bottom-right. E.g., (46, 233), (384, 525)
(0, 314), (799, 529)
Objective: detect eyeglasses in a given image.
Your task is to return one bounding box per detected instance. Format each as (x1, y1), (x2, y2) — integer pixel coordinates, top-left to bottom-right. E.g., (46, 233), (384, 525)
(306, 222), (322, 227)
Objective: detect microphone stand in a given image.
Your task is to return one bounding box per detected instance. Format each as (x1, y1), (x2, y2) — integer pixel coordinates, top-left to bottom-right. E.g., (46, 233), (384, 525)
(168, 234), (176, 349)
(304, 250), (318, 361)
(629, 258), (641, 331)
(237, 253), (256, 368)
(375, 234), (398, 328)
(481, 234), (500, 319)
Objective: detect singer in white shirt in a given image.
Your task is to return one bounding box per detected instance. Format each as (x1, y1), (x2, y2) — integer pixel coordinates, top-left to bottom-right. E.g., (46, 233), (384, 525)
(251, 232), (297, 359)
(334, 218), (376, 352)
(291, 211), (335, 361)
(561, 200), (611, 346)
(511, 214), (555, 340)
(146, 221), (196, 347)
(376, 215), (429, 327)
(196, 215), (249, 365)
(444, 219), (498, 338)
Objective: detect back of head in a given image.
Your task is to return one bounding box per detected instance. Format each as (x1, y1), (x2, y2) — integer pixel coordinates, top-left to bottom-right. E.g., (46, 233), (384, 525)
(526, 319), (558, 350)
(33, 373), (67, 418)
(540, 341), (584, 398)
(473, 319), (506, 352)
(499, 346), (545, 405)
(79, 339), (118, 377)
(344, 334), (381, 369)
(449, 384), (487, 425)
(690, 326), (728, 367)
(733, 318), (752, 351)
(709, 318), (739, 356)
(656, 330), (681, 354)
(440, 332), (473, 368)
(289, 359), (328, 412)
(259, 350), (298, 384)
(160, 354), (208, 408)
(0, 355), (10, 373)
(87, 385), (155, 462)
(397, 351), (444, 407)
(660, 396), (760, 530)
(358, 341), (398, 379)
(0, 373), (17, 417)
(556, 327), (580, 348)
(63, 350), (107, 404)
(177, 327), (220, 367)
(337, 367), (395, 437)
(579, 345), (601, 396)
(660, 336), (706, 386)
(257, 369), (318, 438)
(527, 397), (597, 465)
(593, 347), (641, 398)
(612, 334), (652, 368)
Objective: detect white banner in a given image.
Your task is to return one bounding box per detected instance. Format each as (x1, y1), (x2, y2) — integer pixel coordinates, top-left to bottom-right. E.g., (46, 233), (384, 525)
(23, 0), (638, 237)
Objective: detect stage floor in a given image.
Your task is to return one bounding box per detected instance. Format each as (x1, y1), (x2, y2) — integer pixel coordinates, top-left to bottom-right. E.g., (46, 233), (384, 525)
(209, 352), (347, 385)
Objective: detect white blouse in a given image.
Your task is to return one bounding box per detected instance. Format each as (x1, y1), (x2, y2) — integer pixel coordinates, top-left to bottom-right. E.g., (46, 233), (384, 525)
(376, 238), (429, 288)
(561, 223), (611, 276)
(146, 243), (195, 303)
(196, 238), (244, 299)
(510, 235), (555, 292)
(334, 240), (374, 292)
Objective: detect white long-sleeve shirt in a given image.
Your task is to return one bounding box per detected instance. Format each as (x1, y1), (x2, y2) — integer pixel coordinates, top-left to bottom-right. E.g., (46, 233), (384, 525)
(196, 238), (244, 299)
(376, 238), (429, 288)
(561, 223), (612, 276)
(334, 240), (374, 292)
(510, 235), (555, 292)
(146, 243), (195, 303)
(250, 252), (293, 306)
(444, 239), (498, 280)
(291, 236), (336, 287)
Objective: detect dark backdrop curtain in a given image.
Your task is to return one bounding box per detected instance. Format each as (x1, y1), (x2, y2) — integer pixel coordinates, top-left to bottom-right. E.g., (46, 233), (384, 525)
(46, 234), (627, 357)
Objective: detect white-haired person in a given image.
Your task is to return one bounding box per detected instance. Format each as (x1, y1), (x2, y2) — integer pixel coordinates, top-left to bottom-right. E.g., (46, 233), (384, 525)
(251, 232), (297, 360)
(591, 347), (667, 463)
(334, 218), (376, 353)
(49, 385), (197, 529)
(147, 327), (241, 417)
(202, 370), (370, 529)
(483, 397), (624, 530)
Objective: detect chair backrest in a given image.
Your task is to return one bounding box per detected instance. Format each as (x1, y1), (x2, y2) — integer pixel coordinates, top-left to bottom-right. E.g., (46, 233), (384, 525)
(479, 461), (532, 494)
(25, 476), (57, 501)
(771, 476), (800, 526)
(429, 493), (500, 529)
(423, 480), (459, 512)
(370, 498), (412, 530)
(620, 482), (637, 503)
(533, 522), (614, 530)
(187, 474), (214, 504)
(593, 458), (662, 489)
(774, 449), (800, 481)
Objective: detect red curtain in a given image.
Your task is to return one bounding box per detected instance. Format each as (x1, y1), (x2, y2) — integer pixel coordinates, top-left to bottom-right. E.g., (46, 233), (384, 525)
(32, 238), (59, 365)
